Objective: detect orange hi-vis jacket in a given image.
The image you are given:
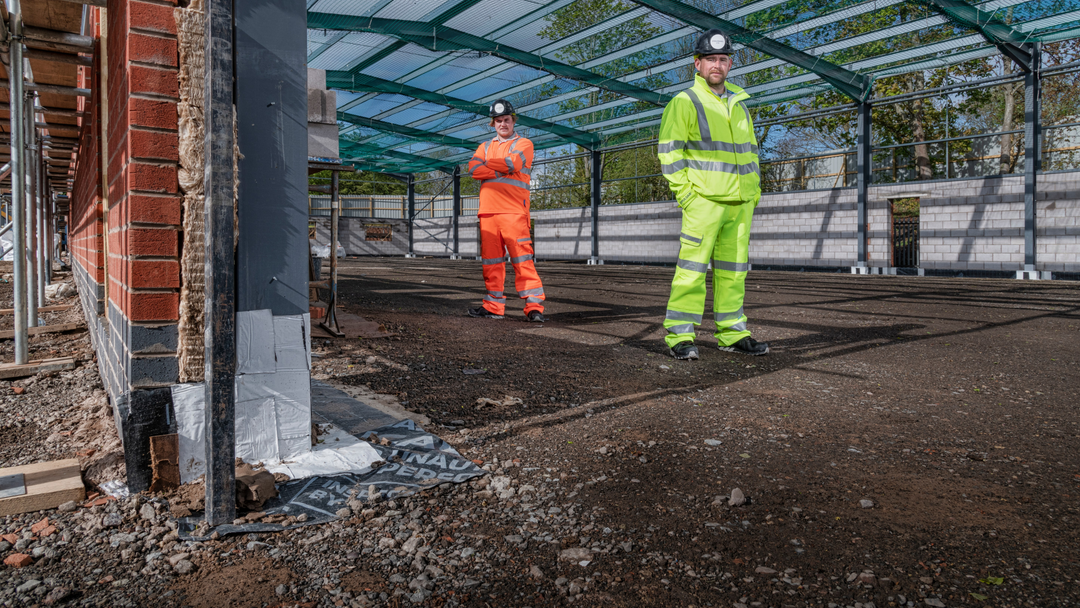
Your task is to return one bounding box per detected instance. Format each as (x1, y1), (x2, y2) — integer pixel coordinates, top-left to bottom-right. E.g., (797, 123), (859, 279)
(468, 134), (534, 215)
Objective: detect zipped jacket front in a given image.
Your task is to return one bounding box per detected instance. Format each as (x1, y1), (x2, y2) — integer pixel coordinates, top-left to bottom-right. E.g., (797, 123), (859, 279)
(658, 75), (761, 207)
(468, 134), (534, 215)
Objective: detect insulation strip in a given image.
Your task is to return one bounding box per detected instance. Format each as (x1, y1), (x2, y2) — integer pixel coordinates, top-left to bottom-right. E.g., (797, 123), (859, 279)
(176, 0), (206, 382)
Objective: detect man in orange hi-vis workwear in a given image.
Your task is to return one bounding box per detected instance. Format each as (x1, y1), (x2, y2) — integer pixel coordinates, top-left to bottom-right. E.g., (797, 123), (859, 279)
(467, 99), (547, 323)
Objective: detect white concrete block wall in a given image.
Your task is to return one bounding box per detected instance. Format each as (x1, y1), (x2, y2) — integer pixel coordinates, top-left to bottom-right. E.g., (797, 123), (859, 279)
(319, 173), (1079, 274)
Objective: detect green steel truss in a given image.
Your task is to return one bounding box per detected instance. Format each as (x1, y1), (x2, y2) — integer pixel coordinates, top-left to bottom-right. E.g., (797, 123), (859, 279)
(326, 71), (601, 149)
(307, 0), (1079, 173)
(918, 0), (1034, 69)
(307, 13), (672, 108)
(631, 0), (873, 102)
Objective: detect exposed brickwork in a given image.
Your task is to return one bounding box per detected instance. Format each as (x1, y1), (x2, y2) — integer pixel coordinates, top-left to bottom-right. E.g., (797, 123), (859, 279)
(105, 0), (182, 325)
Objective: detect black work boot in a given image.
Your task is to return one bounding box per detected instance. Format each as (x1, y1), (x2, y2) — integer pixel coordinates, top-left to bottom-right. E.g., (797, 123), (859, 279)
(527, 311), (547, 323)
(468, 307), (504, 319)
(669, 341), (700, 360)
(719, 336), (769, 356)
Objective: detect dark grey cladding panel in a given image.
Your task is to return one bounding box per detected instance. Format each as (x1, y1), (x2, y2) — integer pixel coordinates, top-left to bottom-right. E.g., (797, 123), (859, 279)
(235, 0), (309, 316)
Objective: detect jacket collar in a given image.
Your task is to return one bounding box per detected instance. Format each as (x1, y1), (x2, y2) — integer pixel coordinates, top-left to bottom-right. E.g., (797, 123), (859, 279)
(693, 74), (749, 104)
(493, 133), (520, 143)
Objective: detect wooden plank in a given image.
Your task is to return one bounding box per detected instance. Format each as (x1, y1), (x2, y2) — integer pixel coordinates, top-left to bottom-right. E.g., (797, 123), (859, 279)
(0, 459), (85, 516)
(0, 322), (81, 340)
(0, 357), (76, 380)
(0, 304), (73, 315)
(149, 434), (180, 492)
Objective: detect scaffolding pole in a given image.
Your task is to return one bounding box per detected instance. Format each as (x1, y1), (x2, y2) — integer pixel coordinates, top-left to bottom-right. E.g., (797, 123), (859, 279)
(8, 1), (28, 364)
(25, 88), (38, 326)
(37, 128), (48, 295)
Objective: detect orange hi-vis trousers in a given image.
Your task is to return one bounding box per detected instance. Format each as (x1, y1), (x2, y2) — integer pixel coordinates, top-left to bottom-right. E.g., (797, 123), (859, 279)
(479, 213), (545, 316)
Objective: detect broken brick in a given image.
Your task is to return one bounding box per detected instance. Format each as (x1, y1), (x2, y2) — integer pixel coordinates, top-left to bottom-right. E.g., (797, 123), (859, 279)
(3, 553), (32, 568)
(31, 518), (50, 534)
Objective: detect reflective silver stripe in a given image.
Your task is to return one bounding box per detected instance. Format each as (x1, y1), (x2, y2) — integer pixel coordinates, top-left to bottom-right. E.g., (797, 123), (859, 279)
(482, 142), (490, 157)
(684, 89), (711, 141)
(486, 175), (529, 188)
(657, 140), (683, 154)
(714, 308), (744, 322)
(488, 291), (505, 297)
(510, 254), (534, 264)
(663, 158), (758, 175)
(519, 287), (544, 297)
(679, 232), (701, 245)
(520, 166), (532, 176)
(484, 294), (506, 303)
(666, 323), (695, 335)
(713, 259), (750, 272)
(677, 258), (709, 273)
(517, 237), (531, 243)
(526, 296), (543, 303)
(470, 155), (485, 163)
(661, 140), (755, 154)
(511, 138), (524, 152)
(482, 256), (506, 265)
(665, 309), (702, 323)
(505, 156), (516, 172)
(727, 321), (748, 332)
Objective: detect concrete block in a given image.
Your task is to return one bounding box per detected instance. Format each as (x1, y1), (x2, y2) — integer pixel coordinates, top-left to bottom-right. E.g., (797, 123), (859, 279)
(308, 121), (339, 159)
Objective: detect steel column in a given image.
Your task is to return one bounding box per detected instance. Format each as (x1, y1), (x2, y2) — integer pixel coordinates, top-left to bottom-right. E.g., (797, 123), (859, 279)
(321, 170), (342, 336)
(1023, 43), (1040, 272)
(451, 165), (460, 259)
(8, 2), (29, 364)
(856, 101), (872, 268)
(203, 0), (237, 527)
(589, 149), (601, 265)
(406, 174), (415, 258)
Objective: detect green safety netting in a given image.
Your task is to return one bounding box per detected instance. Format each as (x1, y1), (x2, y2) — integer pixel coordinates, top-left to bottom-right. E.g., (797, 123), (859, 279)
(306, 0), (1080, 174)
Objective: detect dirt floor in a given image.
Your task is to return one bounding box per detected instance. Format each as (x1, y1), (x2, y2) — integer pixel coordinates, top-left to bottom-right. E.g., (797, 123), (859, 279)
(320, 257), (1080, 606)
(2, 256), (1079, 608)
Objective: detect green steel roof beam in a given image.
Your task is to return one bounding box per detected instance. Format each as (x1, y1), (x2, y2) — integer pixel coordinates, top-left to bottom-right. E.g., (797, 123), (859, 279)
(326, 71), (600, 149)
(337, 111), (480, 151)
(630, 0), (873, 103)
(307, 13), (671, 108)
(917, 0), (1033, 70)
(339, 140), (457, 171)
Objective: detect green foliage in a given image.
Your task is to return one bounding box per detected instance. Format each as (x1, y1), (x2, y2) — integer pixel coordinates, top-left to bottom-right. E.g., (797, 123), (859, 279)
(308, 170), (406, 196)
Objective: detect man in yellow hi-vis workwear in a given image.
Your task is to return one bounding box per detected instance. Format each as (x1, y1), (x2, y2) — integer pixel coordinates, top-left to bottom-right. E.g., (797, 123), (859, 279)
(658, 28), (769, 360)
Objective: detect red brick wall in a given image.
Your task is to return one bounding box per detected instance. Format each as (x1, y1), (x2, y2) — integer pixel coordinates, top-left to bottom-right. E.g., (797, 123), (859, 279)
(105, 0), (181, 323)
(70, 18), (103, 290)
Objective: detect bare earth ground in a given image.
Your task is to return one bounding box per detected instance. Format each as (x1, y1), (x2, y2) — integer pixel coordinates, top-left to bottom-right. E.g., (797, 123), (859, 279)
(1, 256), (1078, 608)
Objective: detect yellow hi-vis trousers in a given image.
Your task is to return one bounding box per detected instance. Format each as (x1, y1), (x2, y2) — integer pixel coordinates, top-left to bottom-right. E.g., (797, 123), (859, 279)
(663, 197), (755, 348)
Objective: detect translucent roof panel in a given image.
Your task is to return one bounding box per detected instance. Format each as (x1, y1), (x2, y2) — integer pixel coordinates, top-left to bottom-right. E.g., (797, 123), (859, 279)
(310, 0), (1080, 173)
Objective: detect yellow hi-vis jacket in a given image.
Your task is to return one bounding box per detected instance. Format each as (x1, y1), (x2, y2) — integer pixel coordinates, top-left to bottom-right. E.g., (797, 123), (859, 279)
(658, 74), (761, 207)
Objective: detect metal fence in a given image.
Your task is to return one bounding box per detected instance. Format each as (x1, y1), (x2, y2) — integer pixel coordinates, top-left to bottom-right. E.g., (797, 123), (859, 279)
(309, 195), (481, 219)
